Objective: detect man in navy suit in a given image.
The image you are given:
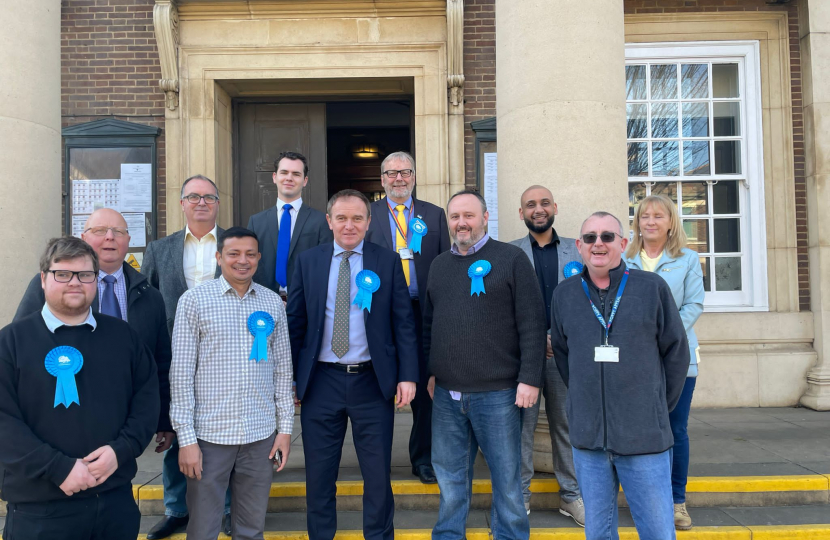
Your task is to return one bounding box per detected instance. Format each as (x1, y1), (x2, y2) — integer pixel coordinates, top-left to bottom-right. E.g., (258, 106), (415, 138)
(287, 189), (419, 540)
(366, 151), (450, 484)
(248, 151), (332, 298)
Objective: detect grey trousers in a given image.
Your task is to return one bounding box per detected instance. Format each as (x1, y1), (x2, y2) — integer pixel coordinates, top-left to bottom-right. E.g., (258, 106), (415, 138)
(185, 432), (276, 540)
(520, 356), (580, 504)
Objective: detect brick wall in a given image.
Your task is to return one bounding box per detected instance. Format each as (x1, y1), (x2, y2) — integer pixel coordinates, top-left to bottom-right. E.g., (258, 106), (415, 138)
(462, 0), (495, 190)
(61, 0), (167, 236)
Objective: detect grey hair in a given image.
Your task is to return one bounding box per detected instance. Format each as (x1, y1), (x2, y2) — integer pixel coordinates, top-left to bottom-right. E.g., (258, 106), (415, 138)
(180, 174), (219, 198)
(580, 211), (624, 236)
(381, 151), (415, 175)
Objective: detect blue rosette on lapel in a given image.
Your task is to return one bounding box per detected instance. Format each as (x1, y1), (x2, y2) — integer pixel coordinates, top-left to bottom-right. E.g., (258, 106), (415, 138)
(353, 270), (381, 312)
(45, 346), (83, 408)
(563, 261), (584, 278)
(247, 311), (275, 362)
(409, 217), (428, 254)
(468, 260), (492, 296)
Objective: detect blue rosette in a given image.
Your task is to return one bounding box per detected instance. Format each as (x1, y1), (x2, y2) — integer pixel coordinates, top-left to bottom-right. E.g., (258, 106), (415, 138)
(247, 311), (275, 362)
(468, 260), (492, 296)
(409, 217), (428, 254)
(353, 270), (381, 312)
(45, 346), (83, 408)
(563, 261), (584, 278)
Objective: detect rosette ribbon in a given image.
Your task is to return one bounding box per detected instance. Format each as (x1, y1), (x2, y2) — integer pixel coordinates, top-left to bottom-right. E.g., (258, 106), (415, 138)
(468, 260), (492, 297)
(45, 346), (83, 408)
(409, 217), (428, 254)
(563, 261), (584, 278)
(353, 270), (381, 312)
(247, 311), (275, 362)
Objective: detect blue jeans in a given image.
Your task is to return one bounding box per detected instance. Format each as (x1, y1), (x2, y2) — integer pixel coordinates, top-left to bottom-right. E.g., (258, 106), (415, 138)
(432, 386), (529, 540)
(572, 448), (675, 540)
(669, 377), (696, 504)
(163, 437), (231, 517)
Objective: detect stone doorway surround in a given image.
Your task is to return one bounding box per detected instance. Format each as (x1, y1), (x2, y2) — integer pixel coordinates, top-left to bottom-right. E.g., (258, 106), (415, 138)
(153, 0), (463, 233)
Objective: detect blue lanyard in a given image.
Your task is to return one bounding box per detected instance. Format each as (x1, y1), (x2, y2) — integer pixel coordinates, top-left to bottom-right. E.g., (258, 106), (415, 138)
(581, 268), (629, 345)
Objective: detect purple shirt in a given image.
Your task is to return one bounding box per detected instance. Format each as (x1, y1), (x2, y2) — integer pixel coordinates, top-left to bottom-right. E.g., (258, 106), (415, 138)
(450, 233), (490, 256)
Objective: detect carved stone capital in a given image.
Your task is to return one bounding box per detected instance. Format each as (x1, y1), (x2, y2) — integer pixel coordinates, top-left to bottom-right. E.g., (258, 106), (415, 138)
(154, 0), (180, 111)
(447, 0), (464, 108)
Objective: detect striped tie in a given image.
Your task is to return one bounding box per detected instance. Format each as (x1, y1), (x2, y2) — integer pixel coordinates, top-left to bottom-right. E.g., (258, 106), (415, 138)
(395, 204), (411, 286)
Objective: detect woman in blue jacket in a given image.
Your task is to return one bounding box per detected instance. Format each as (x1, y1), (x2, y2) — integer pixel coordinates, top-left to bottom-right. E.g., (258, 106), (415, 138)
(625, 194), (704, 531)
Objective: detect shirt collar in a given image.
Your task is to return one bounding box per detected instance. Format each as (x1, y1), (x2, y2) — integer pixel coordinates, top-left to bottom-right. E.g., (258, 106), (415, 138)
(277, 198), (303, 213)
(217, 274), (257, 298)
(451, 233), (490, 256)
(41, 303), (97, 333)
(98, 264), (125, 282)
(185, 225), (218, 242)
(387, 196), (412, 211)
(529, 229), (561, 248)
(334, 240), (364, 257)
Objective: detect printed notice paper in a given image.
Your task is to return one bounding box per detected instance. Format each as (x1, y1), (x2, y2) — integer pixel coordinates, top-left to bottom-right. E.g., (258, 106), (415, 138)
(72, 180), (120, 214)
(483, 152), (498, 240)
(123, 213), (147, 248)
(120, 164), (152, 212)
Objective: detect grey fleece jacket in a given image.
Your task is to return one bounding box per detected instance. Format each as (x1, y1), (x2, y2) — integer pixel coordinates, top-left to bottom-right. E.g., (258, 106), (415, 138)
(550, 262), (689, 456)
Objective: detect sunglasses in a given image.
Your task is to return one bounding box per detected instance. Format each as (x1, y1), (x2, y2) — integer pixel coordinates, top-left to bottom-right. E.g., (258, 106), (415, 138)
(581, 232), (621, 244)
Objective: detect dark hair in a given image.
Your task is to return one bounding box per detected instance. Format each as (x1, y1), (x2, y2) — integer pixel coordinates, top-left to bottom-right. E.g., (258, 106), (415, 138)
(180, 174), (219, 198)
(275, 151), (309, 178)
(218, 227), (259, 253)
(326, 189), (371, 218)
(39, 236), (99, 274)
(447, 189), (487, 214)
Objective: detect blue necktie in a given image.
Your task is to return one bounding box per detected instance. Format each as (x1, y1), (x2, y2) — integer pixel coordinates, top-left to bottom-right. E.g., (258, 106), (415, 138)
(101, 274), (122, 320)
(275, 203), (293, 288)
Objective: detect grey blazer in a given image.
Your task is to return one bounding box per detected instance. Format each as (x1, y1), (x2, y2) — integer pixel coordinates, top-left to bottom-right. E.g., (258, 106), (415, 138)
(142, 227), (225, 334)
(509, 233), (581, 284)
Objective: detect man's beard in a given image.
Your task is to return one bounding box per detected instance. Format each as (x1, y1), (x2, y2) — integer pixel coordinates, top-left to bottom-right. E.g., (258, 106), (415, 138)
(524, 214), (554, 234)
(452, 227), (485, 248)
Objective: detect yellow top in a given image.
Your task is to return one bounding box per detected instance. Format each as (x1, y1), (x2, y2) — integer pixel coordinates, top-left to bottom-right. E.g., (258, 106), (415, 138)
(639, 249), (663, 273)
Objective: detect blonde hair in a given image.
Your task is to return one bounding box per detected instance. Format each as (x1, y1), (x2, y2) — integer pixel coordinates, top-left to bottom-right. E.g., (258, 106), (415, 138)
(625, 194), (688, 259)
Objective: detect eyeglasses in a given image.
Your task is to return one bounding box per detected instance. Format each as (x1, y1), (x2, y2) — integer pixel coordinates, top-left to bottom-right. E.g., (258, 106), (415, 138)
(581, 232), (621, 244)
(47, 270), (97, 283)
(182, 194), (219, 205)
(84, 226), (129, 237)
(383, 169), (413, 179)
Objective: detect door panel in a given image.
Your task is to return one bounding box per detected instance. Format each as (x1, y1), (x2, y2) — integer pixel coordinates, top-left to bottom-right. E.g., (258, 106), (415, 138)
(237, 103), (327, 226)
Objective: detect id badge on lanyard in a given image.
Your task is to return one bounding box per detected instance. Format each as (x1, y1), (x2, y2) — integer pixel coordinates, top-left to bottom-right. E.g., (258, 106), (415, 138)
(581, 269), (629, 363)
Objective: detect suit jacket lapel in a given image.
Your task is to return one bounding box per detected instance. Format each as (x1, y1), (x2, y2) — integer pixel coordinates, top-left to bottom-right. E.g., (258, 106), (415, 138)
(361, 243), (379, 324)
(289, 205), (311, 259)
(170, 230), (189, 290)
(557, 239), (580, 284)
(518, 235), (534, 269)
(378, 198), (395, 251)
(316, 243), (335, 325)
(213, 227), (225, 278)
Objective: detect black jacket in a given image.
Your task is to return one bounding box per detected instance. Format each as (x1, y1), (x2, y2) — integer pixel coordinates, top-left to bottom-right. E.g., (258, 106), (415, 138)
(14, 263), (172, 432)
(550, 263), (689, 456)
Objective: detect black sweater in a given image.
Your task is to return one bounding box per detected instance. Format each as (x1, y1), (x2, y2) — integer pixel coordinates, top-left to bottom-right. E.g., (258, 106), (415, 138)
(0, 312), (159, 503)
(423, 239), (546, 392)
(550, 263), (690, 456)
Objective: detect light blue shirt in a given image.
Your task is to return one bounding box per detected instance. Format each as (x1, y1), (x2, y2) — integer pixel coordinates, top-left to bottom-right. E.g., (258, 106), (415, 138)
(41, 303), (97, 333)
(97, 265), (128, 321)
(386, 196), (419, 298)
(317, 240), (371, 365)
(451, 233), (490, 256)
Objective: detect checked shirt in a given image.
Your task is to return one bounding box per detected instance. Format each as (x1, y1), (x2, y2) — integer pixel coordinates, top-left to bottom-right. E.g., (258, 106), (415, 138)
(170, 276), (294, 447)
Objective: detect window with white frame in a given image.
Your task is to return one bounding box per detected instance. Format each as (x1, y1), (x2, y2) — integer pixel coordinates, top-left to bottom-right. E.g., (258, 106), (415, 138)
(625, 42), (768, 311)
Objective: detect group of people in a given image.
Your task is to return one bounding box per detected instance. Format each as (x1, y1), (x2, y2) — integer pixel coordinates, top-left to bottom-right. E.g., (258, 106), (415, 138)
(0, 149), (705, 540)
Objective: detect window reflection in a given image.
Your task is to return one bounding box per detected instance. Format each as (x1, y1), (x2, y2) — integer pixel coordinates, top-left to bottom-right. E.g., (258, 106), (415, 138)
(681, 64), (709, 99)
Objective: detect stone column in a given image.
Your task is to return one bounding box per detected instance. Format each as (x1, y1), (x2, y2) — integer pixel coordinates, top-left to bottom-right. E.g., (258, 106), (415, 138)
(495, 0), (628, 241)
(801, 0), (830, 410)
(0, 0), (62, 325)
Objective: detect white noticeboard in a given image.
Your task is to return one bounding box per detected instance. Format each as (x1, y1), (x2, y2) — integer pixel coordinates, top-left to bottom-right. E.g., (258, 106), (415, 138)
(120, 163), (153, 212)
(483, 152), (498, 240)
(123, 213), (147, 248)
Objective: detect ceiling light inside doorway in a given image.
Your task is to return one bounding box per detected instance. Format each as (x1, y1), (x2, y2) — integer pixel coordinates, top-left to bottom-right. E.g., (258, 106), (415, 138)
(352, 143), (380, 159)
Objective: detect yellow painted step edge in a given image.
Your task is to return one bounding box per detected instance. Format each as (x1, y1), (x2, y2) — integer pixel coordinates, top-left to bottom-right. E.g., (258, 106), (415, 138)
(133, 474), (830, 501)
(136, 525), (830, 540)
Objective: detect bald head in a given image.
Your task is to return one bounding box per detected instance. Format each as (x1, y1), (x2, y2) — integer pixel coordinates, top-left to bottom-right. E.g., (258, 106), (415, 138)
(81, 208), (130, 274)
(84, 208), (127, 231)
(520, 185), (553, 204)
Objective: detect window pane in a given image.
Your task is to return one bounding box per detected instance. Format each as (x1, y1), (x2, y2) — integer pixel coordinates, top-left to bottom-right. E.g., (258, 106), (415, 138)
(629, 182), (647, 217)
(651, 103), (679, 138)
(682, 182), (708, 215)
(681, 64), (709, 99)
(714, 141), (742, 174)
(626, 65), (647, 100)
(712, 63), (740, 98)
(712, 180), (739, 214)
(651, 181), (677, 204)
(652, 142), (679, 176)
(714, 218), (741, 252)
(683, 141), (711, 175)
(651, 64), (678, 100)
(682, 102), (709, 138)
(715, 257), (742, 291)
(627, 143), (649, 177)
(684, 219), (709, 253)
(700, 257), (711, 292)
(627, 104), (648, 139)
(713, 101), (741, 136)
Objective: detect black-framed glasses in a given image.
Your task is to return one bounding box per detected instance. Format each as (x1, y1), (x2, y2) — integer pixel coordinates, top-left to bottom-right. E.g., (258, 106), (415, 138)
(84, 226), (129, 237)
(182, 193), (219, 205)
(383, 169), (413, 179)
(581, 232), (621, 244)
(47, 270), (97, 283)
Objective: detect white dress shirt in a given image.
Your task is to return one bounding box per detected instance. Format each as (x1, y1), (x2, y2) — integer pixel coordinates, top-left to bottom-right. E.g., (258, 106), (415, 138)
(317, 240), (371, 365)
(183, 225), (218, 290)
(277, 197), (303, 238)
